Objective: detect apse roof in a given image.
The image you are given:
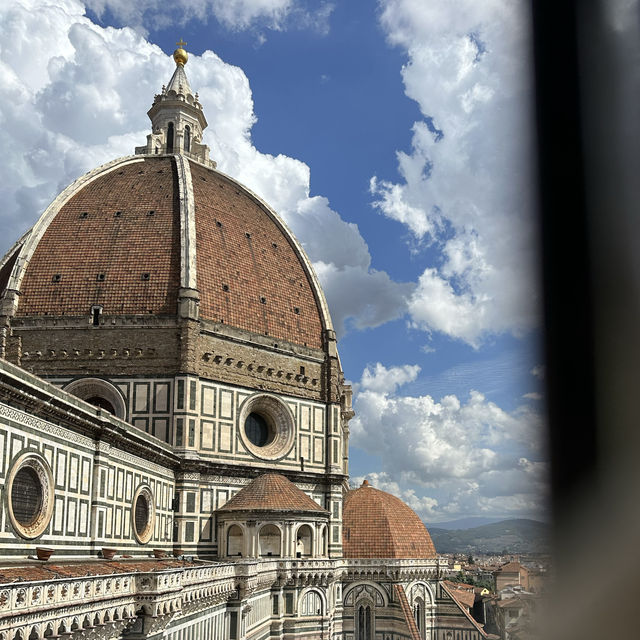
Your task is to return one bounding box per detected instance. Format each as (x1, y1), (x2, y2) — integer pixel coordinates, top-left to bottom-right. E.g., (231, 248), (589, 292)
(217, 473), (328, 513)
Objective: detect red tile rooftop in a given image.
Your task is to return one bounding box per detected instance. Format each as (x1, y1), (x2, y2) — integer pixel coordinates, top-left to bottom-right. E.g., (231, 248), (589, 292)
(217, 473), (328, 513)
(497, 561), (525, 572)
(0, 559), (198, 585)
(446, 587), (476, 610)
(443, 580), (476, 592)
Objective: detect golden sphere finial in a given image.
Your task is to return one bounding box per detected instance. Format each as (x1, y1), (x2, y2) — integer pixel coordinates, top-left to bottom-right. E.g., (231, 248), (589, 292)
(173, 39), (188, 66)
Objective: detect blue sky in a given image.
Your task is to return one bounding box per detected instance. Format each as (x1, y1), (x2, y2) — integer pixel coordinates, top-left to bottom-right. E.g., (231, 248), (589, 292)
(0, 0), (548, 523)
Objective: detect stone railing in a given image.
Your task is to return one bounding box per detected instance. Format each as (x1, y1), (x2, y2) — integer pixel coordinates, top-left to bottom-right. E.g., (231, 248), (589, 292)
(346, 558), (440, 569)
(0, 573), (138, 640)
(0, 562), (238, 640)
(0, 556), (441, 638)
(274, 558), (346, 589)
(344, 557), (440, 582)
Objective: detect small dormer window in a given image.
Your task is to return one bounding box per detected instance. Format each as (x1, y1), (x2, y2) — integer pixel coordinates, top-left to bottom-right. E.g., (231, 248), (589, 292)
(91, 305), (103, 327)
(184, 125), (191, 153)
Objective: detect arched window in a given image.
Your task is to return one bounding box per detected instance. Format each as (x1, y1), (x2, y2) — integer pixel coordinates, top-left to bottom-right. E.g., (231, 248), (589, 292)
(300, 590), (322, 616)
(356, 604), (372, 640)
(8, 453), (54, 539)
(184, 125), (191, 152)
(167, 122), (174, 152)
(259, 524), (281, 557)
(296, 524), (313, 557)
(132, 485), (155, 544)
(238, 394), (295, 461)
(227, 524), (244, 556)
(413, 598), (424, 634)
(64, 378), (126, 420)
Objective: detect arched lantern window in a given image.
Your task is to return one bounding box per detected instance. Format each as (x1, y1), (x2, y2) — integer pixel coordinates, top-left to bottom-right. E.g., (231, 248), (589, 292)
(184, 125), (191, 152)
(167, 122), (174, 152)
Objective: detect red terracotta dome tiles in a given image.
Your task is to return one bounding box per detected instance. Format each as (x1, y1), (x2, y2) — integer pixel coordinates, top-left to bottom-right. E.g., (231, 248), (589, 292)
(190, 162), (324, 349)
(17, 157), (181, 317)
(14, 156), (325, 350)
(342, 481), (437, 559)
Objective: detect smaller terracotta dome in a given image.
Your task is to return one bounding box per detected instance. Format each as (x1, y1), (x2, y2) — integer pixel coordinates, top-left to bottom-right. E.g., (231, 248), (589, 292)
(218, 473), (328, 513)
(342, 480), (437, 559)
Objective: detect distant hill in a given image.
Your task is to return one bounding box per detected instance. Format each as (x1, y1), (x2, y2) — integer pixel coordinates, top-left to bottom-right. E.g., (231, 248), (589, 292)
(425, 516), (507, 530)
(427, 518), (550, 554)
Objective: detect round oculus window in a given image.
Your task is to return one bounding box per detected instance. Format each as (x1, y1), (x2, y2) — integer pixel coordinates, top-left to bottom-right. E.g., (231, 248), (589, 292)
(7, 453), (54, 539)
(238, 394), (295, 461)
(63, 378), (126, 419)
(135, 494), (149, 536)
(132, 486), (155, 544)
(12, 467), (42, 526)
(245, 413), (274, 447)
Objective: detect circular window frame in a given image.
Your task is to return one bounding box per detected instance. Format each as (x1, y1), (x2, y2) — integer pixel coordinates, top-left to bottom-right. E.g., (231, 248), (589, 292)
(7, 452), (54, 540)
(132, 485), (155, 545)
(237, 394), (296, 461)
(63, 378), (126, 419)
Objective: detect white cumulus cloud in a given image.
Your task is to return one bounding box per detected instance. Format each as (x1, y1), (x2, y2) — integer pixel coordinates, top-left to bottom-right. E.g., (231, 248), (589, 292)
(372, 0), (540, 346)
(359, 362), (420, 394)
(85, 0), (334, 35)
(350, 362), (548, 520)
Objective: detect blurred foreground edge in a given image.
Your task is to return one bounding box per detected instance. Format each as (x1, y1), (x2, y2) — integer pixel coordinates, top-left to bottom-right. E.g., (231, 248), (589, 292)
(533, 0), (640, 638)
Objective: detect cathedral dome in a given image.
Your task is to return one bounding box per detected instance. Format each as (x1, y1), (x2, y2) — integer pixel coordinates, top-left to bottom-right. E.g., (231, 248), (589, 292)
(0, 45), (344, 441)
(342, 480), (437, 559)
(0, 154), (329, 350)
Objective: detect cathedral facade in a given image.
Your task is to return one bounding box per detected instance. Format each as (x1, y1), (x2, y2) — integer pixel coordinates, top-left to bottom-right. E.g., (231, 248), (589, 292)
(0, 45), (490, 640)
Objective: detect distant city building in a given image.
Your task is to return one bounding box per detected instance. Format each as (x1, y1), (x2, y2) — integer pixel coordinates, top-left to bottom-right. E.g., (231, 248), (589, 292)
(0, 44), (494, 640)
(493, 589), (539, 640)
(494, 562), (530, 592)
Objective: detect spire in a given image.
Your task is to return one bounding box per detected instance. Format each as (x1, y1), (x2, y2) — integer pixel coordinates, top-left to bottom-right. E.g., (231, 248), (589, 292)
(135, 40), (215, 168)
(166, 40), (193, 96)
(166, 64), (193, 97)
